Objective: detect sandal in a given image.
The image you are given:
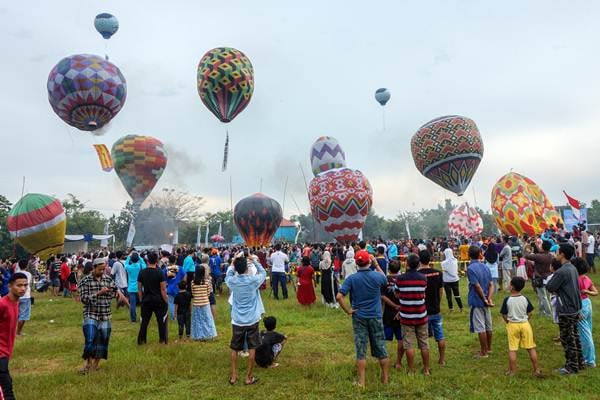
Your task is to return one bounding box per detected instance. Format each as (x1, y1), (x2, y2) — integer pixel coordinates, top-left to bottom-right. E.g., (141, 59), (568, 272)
(78, 366), (90, 375)
(245, 377), (259, 385)
(229, 377), (237, 385)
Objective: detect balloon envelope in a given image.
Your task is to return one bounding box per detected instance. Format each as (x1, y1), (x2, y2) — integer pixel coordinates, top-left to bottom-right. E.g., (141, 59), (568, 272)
(111, 135), (167, 207)
(47, 54), (127, 132)
(94, 13), (119, 39)
(448, 202), (483, 238)
(374, 88), (390, 106)
(197, 47), (254, 123)
(234, 193), (282, 247)
(310, 136), (346, 176)
(411, 115), (483, 196)
(491, 172), (562, 236)
(309, 168), (373, 243)
(7, 194), (66, 259)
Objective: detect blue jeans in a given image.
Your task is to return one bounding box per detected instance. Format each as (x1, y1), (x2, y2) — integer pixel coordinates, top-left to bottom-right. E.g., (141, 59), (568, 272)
(168, 295), (176, 320)
(129, 292), (139, 322)
(271, 272), (288, 299)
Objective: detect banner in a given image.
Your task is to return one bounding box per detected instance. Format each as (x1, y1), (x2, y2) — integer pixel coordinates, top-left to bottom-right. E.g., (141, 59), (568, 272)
(126, 221), (136, 247)
(100, 220), (110, 247)
(93, 144), (113, 172)
(563, 208), (588, 231)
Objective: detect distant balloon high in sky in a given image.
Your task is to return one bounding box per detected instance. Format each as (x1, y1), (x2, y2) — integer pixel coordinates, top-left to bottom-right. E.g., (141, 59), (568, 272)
(7, 193), (66, 259)
(411, 115), (484, 196)
(111, 135), (167, 207)
(47, 54), (127, 132)
(310, 136), (346, 177)
(94, 13), (119, 39)
(374, 88), (390, 106)
(234, 193), (283, 248)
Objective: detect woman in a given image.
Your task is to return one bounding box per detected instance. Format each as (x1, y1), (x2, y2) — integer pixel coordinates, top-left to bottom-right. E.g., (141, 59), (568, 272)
(319, 251), (338, 308)
(441, 248), (463, 312)
(341, 250), (357, 279)
(296, 256), (316, 306)
(575, 257), (597, 368)
(484, 244), (499, 297)
(190, 264), (217, 340)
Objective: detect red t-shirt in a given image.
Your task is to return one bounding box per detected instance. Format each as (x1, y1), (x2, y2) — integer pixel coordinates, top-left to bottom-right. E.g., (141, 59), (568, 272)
(0, 295), (19, 358)
(60, 262), (71, 281)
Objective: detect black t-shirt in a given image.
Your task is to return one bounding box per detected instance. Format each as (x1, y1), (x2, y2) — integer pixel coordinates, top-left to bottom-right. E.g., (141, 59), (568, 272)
(137, 267), (166, 303)
(49, 262), (61, 279)
(174, 291), (192, 315)
(419, 267), (443, 315)
(382, 274), (400, 327)
(176, 255), (185, 267)
(255, 330), (286, 367)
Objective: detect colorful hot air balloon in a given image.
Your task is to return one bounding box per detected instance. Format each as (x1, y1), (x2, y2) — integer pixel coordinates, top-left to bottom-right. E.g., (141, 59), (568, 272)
(491, 172), (563, 236)
(7, 194), (66, 259)
(375, 88), (390, 106)
(197, 47), (254, 123)
(309, 168), (373, 243)
(411, 115), (483, 196)
(310, 136), (346, 177)
(111, 135), (167, 207)
(234, 193), (283, 248)
(94, 13), (119, 39)
(47, 54), (127, 132)
(448, 202), (483, 238)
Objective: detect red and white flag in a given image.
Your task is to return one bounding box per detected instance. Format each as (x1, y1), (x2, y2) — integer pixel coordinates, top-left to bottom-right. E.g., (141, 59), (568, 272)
(563, 191), (581, 221)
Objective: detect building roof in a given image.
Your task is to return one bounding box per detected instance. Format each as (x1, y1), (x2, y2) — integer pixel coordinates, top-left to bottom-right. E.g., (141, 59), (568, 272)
(280, 218), (296, 228)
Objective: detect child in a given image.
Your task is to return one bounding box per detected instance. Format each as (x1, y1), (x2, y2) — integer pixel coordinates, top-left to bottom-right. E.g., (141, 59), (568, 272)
(382, 260), (404, 369)
(255, 316), (286, 368)
(499, 276), (541, 376)
(174, 280), (192, 340)
(515, 257), (528, 280)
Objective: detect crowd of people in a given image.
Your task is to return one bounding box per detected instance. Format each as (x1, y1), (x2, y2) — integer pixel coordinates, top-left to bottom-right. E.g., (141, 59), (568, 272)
(0, 221), (599, 395)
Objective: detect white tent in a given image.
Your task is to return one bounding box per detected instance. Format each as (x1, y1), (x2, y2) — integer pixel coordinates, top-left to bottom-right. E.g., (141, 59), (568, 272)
(64, 234), (115, 254)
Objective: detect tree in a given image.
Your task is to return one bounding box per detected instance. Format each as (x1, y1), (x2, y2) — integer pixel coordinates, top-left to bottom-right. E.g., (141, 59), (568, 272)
(61, 194), (107, 235)
(0, 195), (13, 258)
(108, 202), (134, 248)
(202, 210), (238, 243)
(148, 189), (204, 223)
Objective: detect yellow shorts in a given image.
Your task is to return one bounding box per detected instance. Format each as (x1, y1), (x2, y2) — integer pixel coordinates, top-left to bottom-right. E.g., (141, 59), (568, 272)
(506, 322), (536, 351)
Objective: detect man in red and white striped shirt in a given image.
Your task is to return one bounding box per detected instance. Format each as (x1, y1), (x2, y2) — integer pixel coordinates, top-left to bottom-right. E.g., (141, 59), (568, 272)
(395, 254), (430, 375)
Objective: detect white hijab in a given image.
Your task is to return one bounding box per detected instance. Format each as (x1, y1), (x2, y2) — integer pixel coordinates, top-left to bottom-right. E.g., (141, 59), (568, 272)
(441, 248), (457, 270)
(320, 251), (332, 270)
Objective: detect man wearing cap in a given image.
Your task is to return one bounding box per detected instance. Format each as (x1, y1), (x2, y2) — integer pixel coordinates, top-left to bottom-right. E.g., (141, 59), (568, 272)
(78, 257), (128, 374)
(336, 250), (388, 387)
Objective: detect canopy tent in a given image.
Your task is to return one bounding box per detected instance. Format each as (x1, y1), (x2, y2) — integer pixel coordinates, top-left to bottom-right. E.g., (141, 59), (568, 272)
(64, 234), (115, 254)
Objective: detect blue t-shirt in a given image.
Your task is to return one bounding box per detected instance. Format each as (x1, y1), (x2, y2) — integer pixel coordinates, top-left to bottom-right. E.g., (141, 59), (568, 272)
(125, 261), (146, 292)
(339, 269), (387, 319)
(183, 255), (196, 273)
(376, 256), (388, 274)
(166, 267), (186, 296)
(467, 260), (492, 308)
(209, 255), (222, 276)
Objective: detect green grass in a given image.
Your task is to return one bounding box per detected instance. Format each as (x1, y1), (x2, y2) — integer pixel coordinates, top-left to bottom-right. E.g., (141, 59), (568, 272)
(11, 279), (600, 400)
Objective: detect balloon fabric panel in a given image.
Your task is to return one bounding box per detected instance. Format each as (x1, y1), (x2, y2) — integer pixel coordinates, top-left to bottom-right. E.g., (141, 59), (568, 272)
(234, 193), (282, 248)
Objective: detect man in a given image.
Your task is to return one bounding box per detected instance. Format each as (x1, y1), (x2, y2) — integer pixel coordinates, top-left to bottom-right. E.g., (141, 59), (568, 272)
(183, 249), (196, 291)
(467, 245), (494, 358)
(209, 249), (224, 295)
(77, 258), (128, 374)
(381, 260), (404, 369)
(387, 241), (398, 261)
(396, 254), (429, 375)
(336, 250), (389, 387)
(15, 260), (32, 336)
(418, 250), (446, 366)
(110, 251), (128, 308)
(499, 236), (513, 291)
(585, 228), (596, 273)
(524, 240), (553, 317)
(48, 256), (61, 296)
(137, 252), (169, 345)
(546, 243), (583, 375)
(225, 253), (267, 385)
(60, 256), (71, 297)
(375, 246), (388, 275)
(0, 272), (28, 399)
(269, 244), (289, 300)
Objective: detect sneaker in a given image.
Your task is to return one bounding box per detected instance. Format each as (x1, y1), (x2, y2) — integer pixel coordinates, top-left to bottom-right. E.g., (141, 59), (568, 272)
(556, 367), (574, 375)
(239, 351), (250, 358)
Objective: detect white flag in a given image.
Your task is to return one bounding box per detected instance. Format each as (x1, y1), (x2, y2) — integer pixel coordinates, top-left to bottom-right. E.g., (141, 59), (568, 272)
(100, 220), (110, 247)
(218, 221), (222, 236)
(358, 229), (363, 241)
(196, 225), (202, 247)
(126, 220), (136, 247)
(205, 224), (209, 247)
(172, 227), (179, 244)
(405, 219), (412, 240)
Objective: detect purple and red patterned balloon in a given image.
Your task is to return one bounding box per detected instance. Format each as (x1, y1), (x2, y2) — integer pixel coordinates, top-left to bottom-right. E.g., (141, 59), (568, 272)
(310, 136), (347, 176)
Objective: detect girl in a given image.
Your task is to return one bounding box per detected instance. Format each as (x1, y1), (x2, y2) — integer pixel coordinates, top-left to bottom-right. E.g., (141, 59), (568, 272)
(319, 251), (338, 308)
(441, 248), (463, 312)
(575, 257), (597, 368)
(190, 265), (217, 340)
(296, 256), (316, 306)
(515, 257), (528, 280)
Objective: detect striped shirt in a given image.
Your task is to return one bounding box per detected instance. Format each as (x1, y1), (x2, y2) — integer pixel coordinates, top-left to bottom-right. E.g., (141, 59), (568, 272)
(191, 279), (212, 307)
(395, 270), (428, 325)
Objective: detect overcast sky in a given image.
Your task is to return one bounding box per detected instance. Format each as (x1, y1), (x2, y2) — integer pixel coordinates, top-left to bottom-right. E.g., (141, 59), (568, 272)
(1, 1), (599, 219)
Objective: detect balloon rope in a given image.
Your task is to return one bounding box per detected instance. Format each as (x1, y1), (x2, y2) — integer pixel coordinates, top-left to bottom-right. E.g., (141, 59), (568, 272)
(382, 108), (386, 132)
(105, 41), (109, 61)
(222, 130), (229, 172)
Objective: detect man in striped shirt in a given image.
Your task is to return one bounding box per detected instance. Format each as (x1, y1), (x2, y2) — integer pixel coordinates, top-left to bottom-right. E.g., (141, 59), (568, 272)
(395, 254), (430, 375)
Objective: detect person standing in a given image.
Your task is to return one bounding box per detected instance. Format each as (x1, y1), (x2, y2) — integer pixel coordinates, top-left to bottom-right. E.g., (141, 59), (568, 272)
(209, 249), (223, 295)
(499, 236), (513, 291)
(467, 246), (494, 358)
(585, 229), (596, 274)
(269, 244), (289, 300)
(48, 256), (61, 296)
(183, 249), (197, 291)
(15, 260), (32, 336)
(60, 256), (71, 297)
(0, 272), (28, 399)
(110, 251), (128, 309)
(574, 257), (597, 368)
(77, 258), (128, 374)
(296, 256), (316, 306)
(441, 248), (463, 312)
(225, 254), (267, 385)
(320, 251), (338, 308)
(125, 252), (145, 322)
(381, 260), (404, 369)
(418, 251), (446, 366)
(190, 264), (217, 340)
(336, 250), (389, 387)
(524, 241), (553, 318)
(137, 252), (169, 345)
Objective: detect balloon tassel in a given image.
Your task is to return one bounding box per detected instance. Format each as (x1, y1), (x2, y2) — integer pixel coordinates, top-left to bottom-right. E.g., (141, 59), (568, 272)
(222, 131), (229, 172)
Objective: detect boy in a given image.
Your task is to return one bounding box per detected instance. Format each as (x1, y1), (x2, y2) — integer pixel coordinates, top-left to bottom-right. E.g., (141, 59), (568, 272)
(500, 276), (541, 376)
(255, 316), (287, 368)
(381, 260), (404, 369)
(173, 280), (192, 340)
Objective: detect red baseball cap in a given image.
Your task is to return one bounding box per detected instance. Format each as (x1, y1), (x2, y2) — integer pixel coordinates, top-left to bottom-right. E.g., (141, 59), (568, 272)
(355, 250), (370, 267)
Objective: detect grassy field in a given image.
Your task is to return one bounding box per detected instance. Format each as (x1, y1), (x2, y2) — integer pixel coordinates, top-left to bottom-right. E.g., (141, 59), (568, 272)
(10, 278), (600, 400)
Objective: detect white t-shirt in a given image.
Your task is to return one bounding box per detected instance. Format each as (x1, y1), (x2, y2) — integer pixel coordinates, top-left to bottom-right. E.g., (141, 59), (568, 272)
(17, 269), (33, 299)
(269, 251), (289, 273)
(111, 261), (128, 289)
(587, 235), (595, 254)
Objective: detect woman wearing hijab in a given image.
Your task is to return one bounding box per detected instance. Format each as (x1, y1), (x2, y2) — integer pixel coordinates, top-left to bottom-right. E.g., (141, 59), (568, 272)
(441, 248), (463, 312)
(319, 250), (338, 308)
(296, 256), (316, 306)
(341, 250), (358, 279)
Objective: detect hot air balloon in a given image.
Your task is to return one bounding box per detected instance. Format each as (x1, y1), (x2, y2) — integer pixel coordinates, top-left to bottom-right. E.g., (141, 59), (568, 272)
(94, 13), (119, 39)
(111, 135), (167, 207)
(411, 115), (483, 196)
(491, 172), (563, 236)
(309, 168), (373, 243)
(310, 136), (346, 176)
(47, 54), (127, 132)
(7, 194), (66, 259)
(448, 202), (483, 238)
(234, 193), (282, 248)
(374, 88), (390, 106)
